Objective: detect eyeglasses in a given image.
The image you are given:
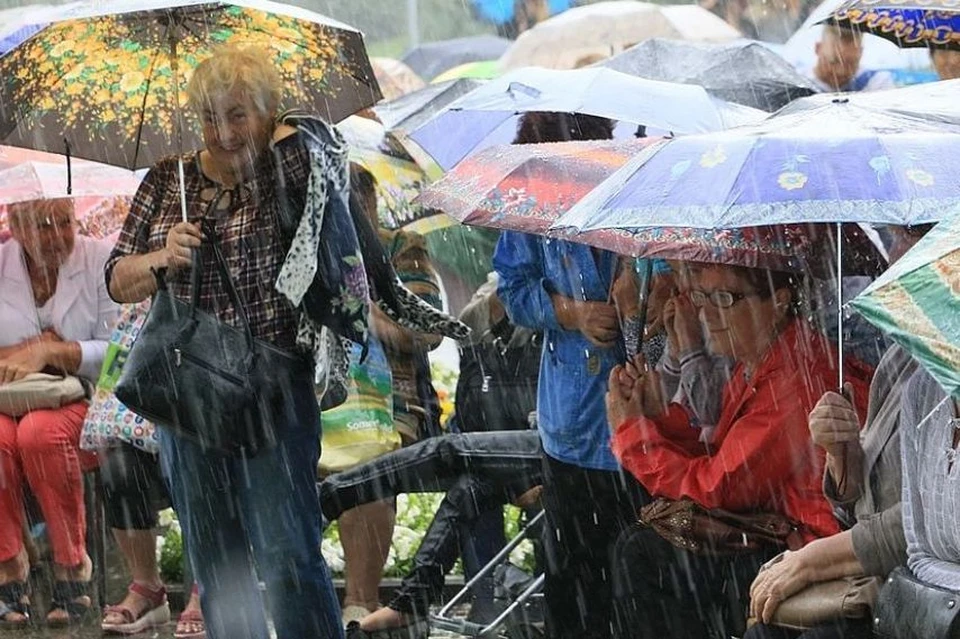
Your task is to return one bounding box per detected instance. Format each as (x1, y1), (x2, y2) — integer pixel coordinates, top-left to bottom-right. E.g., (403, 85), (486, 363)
(689, 289), (756, 309)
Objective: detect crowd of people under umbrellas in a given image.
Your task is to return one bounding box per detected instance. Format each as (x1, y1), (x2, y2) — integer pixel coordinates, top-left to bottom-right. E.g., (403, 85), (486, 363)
(1, 1), (960, 639)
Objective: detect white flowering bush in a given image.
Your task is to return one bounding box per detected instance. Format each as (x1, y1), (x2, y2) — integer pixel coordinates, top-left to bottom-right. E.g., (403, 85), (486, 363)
(158, 495), (536, 584)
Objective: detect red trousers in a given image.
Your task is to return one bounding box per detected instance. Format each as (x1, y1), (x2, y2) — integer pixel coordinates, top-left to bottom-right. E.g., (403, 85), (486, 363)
(0, 403), (96, 566)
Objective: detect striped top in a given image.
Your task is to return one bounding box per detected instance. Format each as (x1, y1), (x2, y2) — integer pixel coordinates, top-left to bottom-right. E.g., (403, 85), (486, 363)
(900, 368), (960, 591)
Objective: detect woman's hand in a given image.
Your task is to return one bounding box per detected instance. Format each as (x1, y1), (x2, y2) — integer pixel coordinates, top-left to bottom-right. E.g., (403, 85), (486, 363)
(164, 222), (202, 271)
(611, 260), (640, 318)
(606, 355), (667, 430)
(663, 293), (703, 355)
(808, 387), (862, 459)
(0, 343), (49, 385)
(749, 550), (812, 624)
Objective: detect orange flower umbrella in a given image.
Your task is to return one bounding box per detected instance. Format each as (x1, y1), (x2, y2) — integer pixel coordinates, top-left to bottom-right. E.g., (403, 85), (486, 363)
(0, 0), (381, 170)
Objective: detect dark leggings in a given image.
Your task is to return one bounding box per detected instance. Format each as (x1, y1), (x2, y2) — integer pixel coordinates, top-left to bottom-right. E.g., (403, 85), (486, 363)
(100, 443), (169, 530)
(743, 620), (875, 639)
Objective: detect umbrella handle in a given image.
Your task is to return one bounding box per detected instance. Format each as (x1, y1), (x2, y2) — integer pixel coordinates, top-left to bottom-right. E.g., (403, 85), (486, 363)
(836, 222), (843, 390)
(63, 138), (72, 195)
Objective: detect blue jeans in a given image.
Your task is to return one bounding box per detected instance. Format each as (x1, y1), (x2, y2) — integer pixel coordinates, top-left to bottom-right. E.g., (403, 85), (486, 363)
(159, 379), (343, 639)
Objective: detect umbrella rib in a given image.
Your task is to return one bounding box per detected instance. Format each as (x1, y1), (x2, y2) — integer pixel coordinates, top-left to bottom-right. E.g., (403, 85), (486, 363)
(130, 24), (170, 170)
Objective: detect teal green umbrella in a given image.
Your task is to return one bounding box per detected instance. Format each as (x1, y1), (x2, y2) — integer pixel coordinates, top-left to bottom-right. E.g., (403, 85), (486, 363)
(851, 215), (960, 397)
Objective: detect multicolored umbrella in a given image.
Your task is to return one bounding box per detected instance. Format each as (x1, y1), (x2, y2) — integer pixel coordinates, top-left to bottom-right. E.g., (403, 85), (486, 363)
(553, 99), (960, 235)
(832, 0), (960, 49)
(409, 66), (765, 171)
(559, 223), (885, 276)
(418, 138), (659, 235)
(338, 115), (434, 232)
(851, 213), (960, 395)
(0, 0), (380, 169)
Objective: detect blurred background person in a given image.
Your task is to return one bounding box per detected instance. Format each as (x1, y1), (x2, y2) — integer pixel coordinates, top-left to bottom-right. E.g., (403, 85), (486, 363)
(0, 198), (118, 626)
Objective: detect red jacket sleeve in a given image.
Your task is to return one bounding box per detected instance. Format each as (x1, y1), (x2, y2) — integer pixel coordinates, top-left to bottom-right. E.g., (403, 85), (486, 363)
(612, 367), (822, 512)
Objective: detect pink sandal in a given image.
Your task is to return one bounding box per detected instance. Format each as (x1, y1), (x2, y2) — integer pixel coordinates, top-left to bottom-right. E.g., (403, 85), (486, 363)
(175, 608), (206, 639)
(101, 583), (171, 635)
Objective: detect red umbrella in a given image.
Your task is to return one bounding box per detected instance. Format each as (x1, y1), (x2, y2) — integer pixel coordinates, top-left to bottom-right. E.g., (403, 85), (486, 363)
(417, 137), (662, 236)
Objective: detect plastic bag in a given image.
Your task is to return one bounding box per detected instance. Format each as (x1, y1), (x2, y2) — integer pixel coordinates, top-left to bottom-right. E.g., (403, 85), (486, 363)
(319, 337), (399, 474)
(80, 302), (159, 454)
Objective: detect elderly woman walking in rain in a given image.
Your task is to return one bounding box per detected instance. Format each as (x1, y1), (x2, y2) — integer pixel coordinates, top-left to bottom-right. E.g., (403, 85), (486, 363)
(106, 47), (343, 639)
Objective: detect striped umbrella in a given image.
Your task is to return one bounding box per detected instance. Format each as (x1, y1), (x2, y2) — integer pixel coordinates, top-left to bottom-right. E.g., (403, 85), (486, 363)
(851, 213), (960, 396)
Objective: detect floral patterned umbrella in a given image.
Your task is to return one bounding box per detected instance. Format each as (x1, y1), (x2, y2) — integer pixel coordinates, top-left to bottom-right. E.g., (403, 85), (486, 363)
(418, 137), (660, 236)
(553, 99), (960, 235)
(851, 212), (960, 395)
(0, 0), (380, 170)
(559, 223), (885, 277)
(832, 0), (960, 49)
(338, 115), (434, 232)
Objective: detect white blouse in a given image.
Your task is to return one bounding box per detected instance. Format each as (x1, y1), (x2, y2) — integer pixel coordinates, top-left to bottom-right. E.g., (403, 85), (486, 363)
(0, 236), (119, 382)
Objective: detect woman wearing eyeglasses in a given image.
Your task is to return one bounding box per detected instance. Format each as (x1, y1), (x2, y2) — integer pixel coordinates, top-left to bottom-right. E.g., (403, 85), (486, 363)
(605, 262), (870, 639)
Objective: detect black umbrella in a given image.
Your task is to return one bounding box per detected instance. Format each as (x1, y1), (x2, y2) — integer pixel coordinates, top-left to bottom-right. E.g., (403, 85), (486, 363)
(601, 38), (819, 112)
(401, 35), (509, 81)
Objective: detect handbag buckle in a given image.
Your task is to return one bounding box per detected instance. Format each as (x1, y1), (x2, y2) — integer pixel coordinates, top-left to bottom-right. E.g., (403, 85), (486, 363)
(174, 348), (182, 368)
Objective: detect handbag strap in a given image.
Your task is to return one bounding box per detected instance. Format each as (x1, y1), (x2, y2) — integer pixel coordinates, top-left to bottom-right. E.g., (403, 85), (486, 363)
(185, 214), (257, 355)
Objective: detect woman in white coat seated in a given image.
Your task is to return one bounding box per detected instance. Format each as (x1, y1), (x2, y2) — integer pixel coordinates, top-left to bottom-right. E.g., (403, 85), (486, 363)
(0, 198), (118, 626)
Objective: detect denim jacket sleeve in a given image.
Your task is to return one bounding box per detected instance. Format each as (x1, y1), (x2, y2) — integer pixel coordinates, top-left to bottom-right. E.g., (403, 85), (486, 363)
(492, 231), (562, 332)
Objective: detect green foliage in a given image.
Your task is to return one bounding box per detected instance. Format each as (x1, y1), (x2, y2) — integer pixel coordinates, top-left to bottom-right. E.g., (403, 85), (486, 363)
(158, 526), (184, 584)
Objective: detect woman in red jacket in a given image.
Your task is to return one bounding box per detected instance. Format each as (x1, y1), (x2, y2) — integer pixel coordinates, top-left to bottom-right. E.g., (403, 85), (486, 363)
(606, 262), (867, 639)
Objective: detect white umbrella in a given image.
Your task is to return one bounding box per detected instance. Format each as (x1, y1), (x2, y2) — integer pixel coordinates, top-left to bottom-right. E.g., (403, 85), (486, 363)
(499, 1), (741, 71)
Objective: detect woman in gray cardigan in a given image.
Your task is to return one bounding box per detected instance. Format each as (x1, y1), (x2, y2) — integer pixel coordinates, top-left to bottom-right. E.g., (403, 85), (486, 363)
(744, 343), (918, 639)
(898, 368), (960, 592)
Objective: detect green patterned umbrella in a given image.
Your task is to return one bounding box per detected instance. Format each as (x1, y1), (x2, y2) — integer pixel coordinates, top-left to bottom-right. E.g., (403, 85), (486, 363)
(0, 0), (380, 170)
(851, 215), (960, 396)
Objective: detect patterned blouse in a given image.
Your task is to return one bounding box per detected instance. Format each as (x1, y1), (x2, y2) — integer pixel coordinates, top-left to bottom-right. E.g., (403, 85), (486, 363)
(106, 135), (308, 353)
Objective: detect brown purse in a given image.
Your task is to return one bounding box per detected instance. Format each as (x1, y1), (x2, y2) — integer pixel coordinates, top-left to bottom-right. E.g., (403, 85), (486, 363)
(638, 498), (805, 556)
(758, 572), (881, 631)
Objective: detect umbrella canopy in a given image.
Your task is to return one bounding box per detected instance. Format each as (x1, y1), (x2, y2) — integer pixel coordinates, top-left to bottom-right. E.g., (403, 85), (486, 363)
(559, 223), (885, 276)
(780, 0), (933, 78)
(431, 60), (501, 83)
(553, 99), (960, 235)
(832, 0), (960, 49)
(338, 115), (434, 232)
(376, 79), (485, 135)
(375, 78), (484, 180)
(408, 66), (766, 171)
(778, 76), (960, 125)
(371, 57), (426, 101)
(602, 38), (819, 112)
(401, 35), (510, 81)
(418, 137), (660, 235)
(851, 213), (960, 395)
(468, 0), (574, 26)
(0, 160), (141, 205)
(499, 1), (741, 71)
(0, 0), (380, 170)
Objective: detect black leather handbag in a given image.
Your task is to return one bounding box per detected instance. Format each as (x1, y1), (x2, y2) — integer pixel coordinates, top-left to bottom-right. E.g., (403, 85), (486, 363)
(115, 220), (311, 456)
(875, 567), (960, 639)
